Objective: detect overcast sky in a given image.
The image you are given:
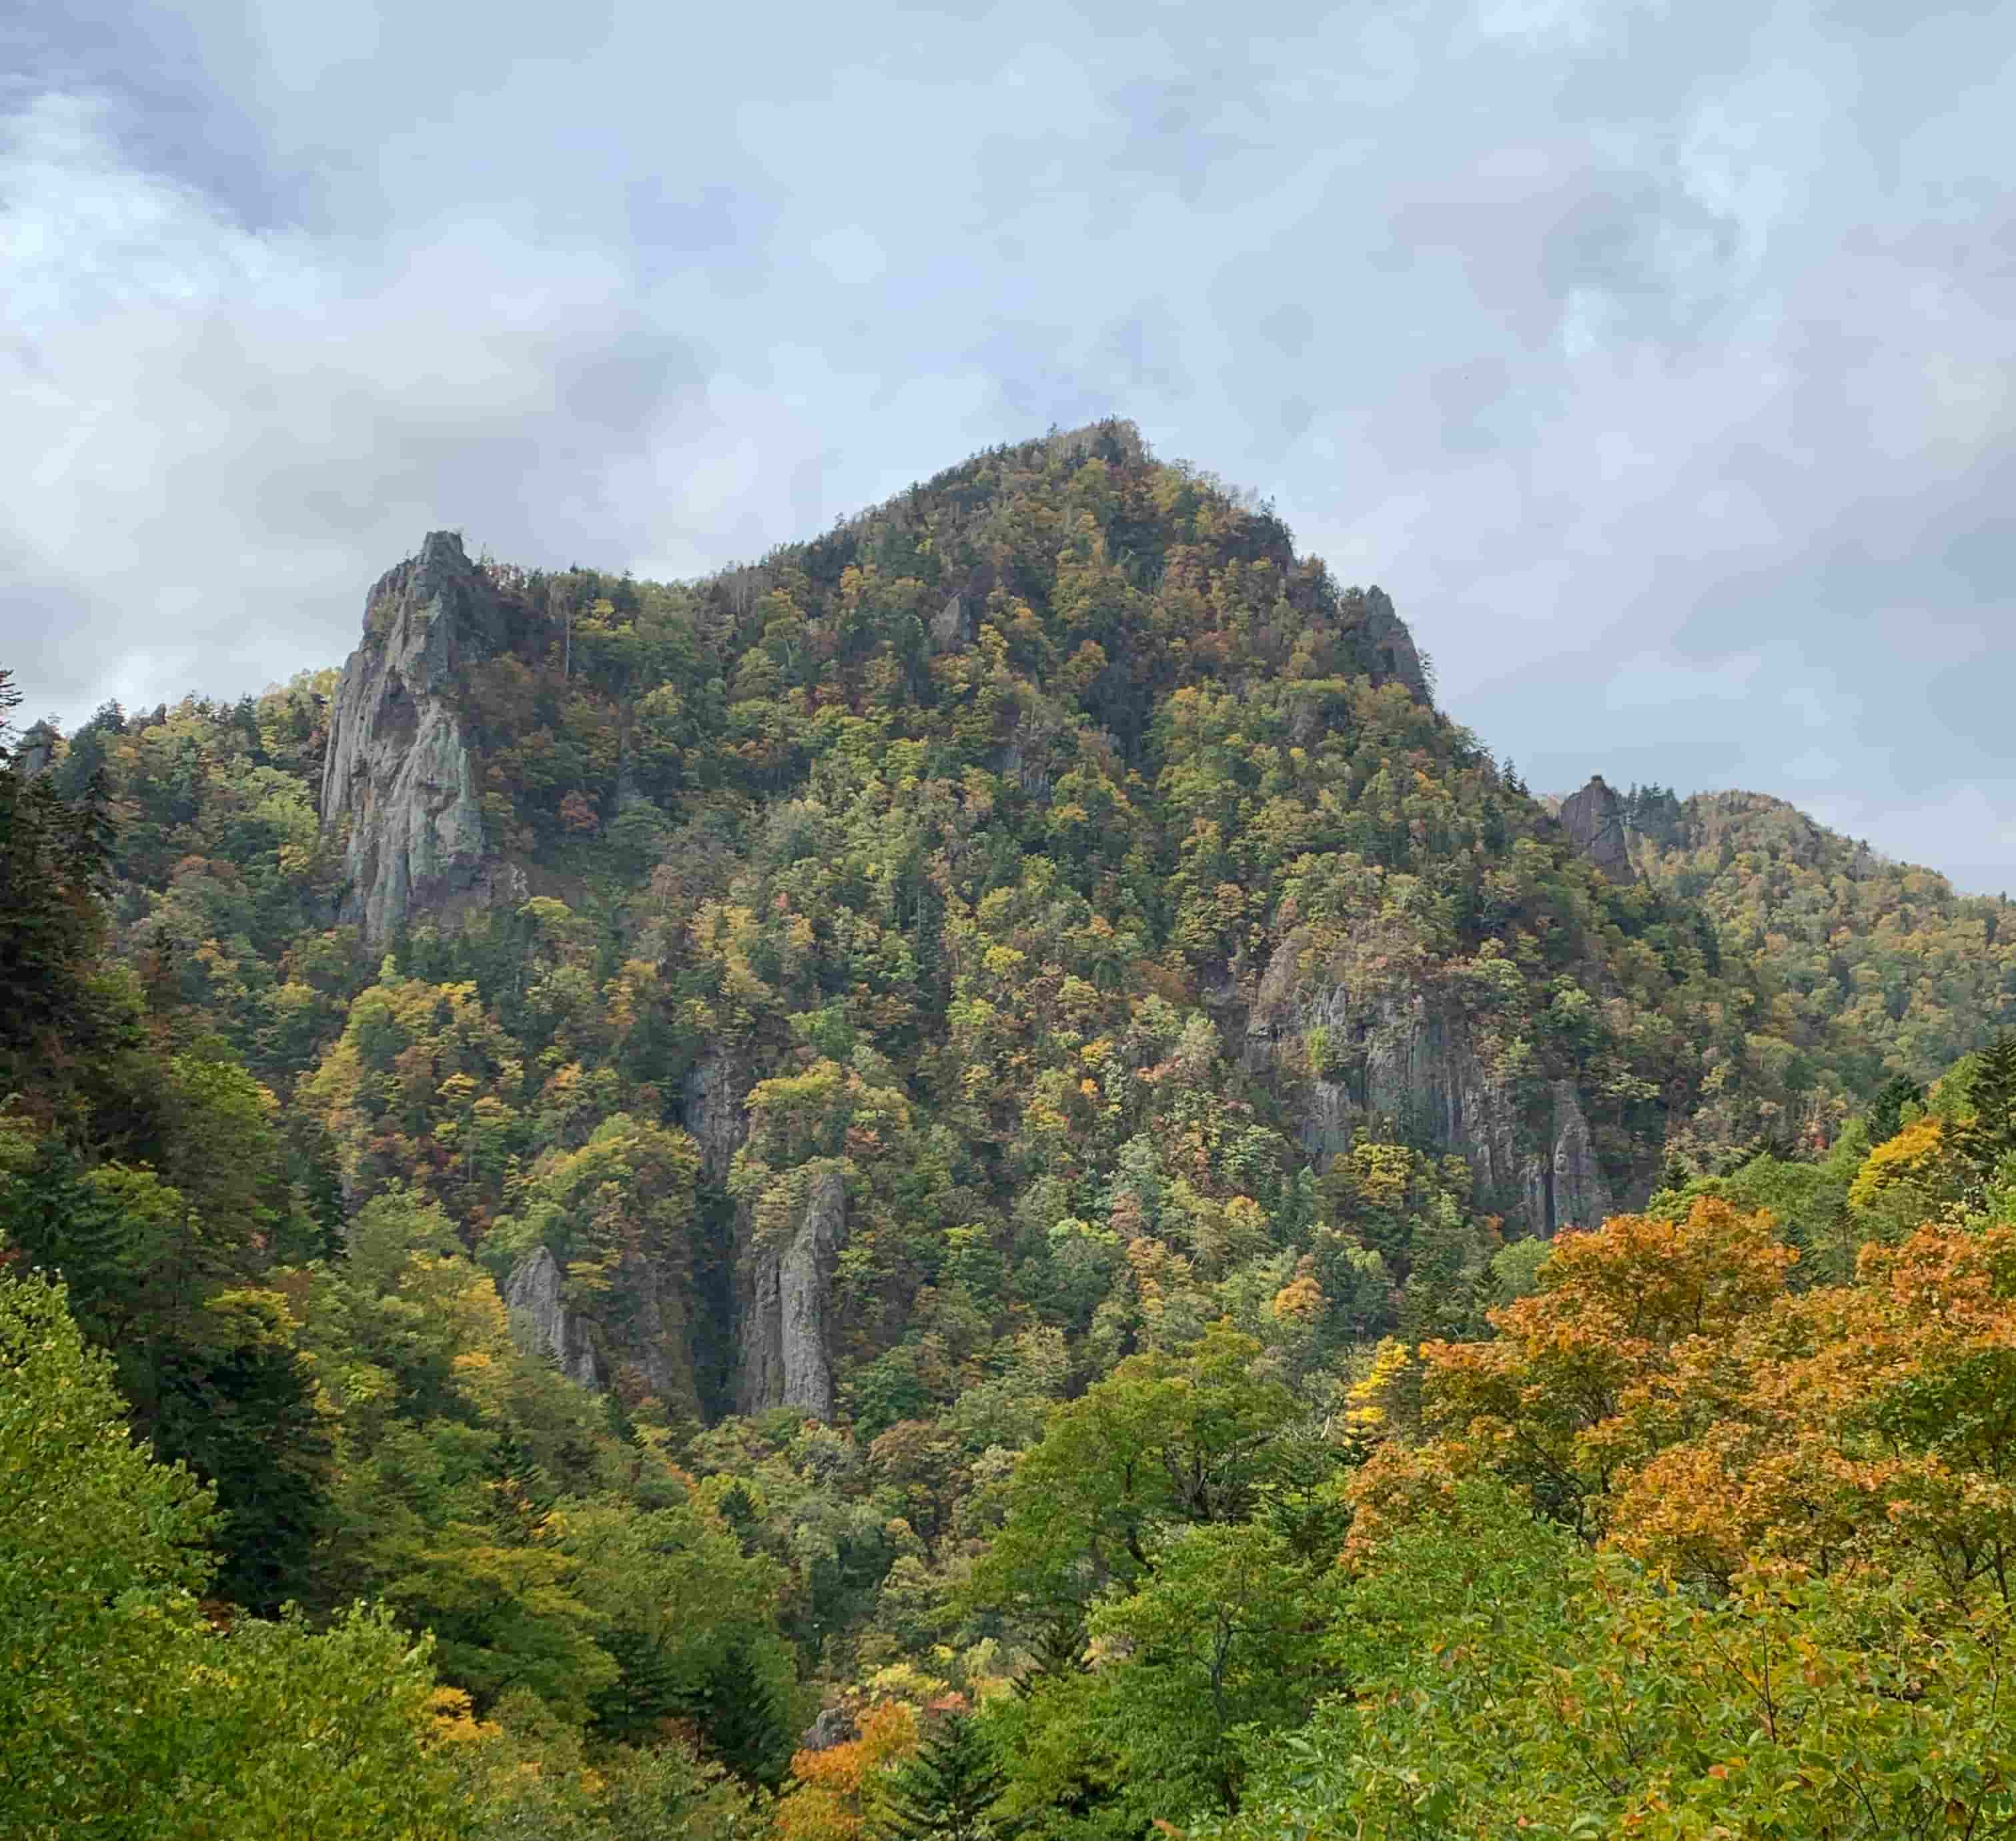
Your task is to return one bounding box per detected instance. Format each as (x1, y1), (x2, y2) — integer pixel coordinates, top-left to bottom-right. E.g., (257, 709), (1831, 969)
(5, 1), (2012, 890)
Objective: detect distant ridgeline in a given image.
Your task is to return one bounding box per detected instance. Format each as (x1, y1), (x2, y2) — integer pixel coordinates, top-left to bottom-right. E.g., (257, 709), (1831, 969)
(23, 420), (2015, 1440)
(1548, 778), (2016, 1105)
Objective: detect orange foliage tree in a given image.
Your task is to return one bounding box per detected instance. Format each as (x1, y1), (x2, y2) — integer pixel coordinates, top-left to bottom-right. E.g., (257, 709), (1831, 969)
(773, 1700), (920, 1841)
(1353, 1197), (2016, 1610)
(1352, 1198), (1794, 1546)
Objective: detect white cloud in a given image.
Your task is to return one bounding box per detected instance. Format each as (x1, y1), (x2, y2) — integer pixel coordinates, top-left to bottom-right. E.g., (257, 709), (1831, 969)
(808, 225), (888, 287)
(3, 0), (2013, 890)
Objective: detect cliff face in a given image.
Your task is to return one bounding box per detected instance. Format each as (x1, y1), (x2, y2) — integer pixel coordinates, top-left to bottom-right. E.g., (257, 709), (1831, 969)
(1558, 775), (1635, 884)
(321, 532), (516, 941)
(1344, 586), (1434, 706)
(504, 1247), (605, 1388)
(1249, 935), (1617, 1235)
(682, 1049), (752, 1185)
(616, 1261), (704, 1420)
(503, 1243), (703, 1416)
(738, 1166), (847, 1419)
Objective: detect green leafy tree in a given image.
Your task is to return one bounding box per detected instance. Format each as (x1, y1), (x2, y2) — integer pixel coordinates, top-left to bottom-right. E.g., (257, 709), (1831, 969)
(0, 1264), (460, 1838)
(1225, 1478), (2016, 1841)
(969, 1322), (1300, 1646)
(1083, 1520), (1336, 1814)
(549, 1494), (799, 1780)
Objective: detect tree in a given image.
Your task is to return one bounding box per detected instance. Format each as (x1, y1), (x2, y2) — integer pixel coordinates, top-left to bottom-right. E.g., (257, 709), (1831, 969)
(870, 1704), (1024, 1841)
(1609, 1221), (2016, 1602)
(969, 1322), (1300, 1645)
(0, 1117), (332, 1613)
(777, 1700), (921, 1841)
(550, 1494), (797, 1782)
(1354, 1193), (2016, 1615)
(1959, 1030), (2016, 1189)
(0, 668), (113, 1100)
(1363, 1197), (1794, 1545)
(0, 1265), (460, 1838)
(1869, 1071), (1924, 1145)
(1084, 1521), (1336, 1814)
(1229, 1476), (2016, 1841)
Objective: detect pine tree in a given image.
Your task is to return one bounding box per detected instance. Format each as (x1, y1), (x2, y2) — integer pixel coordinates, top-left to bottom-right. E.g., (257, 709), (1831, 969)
(0, 669), (115, 1093)
(1970, 1034), (2016, 1145)
(683, 1632), (792, 1787)
(1869, 1073), (1925, 1146)
(1958, 1032), (2016, 1189)
(1009, 1610), (1089, 1695)
(869, 1706), (1025, 1841)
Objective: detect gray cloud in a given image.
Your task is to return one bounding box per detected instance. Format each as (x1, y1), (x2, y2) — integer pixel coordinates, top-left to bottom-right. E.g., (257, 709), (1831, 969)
(2, 0), (2012, 890)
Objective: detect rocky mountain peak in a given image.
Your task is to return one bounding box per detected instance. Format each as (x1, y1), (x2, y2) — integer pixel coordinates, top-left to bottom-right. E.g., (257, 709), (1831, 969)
(1347, 586), (1433, 706)
(1558, 774), (1635, 883)
(359, 531), (511, 682)
(321, 531), (518, 940)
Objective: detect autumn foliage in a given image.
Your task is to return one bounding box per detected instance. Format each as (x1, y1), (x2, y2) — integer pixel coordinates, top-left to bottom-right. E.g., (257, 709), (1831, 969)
(1350, 1195), (2016, 1616)
(773, 1700), (919, 1841)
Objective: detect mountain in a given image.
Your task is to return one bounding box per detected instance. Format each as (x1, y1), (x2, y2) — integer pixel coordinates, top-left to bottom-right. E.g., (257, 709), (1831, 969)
(15, 423), (2016, 1836)
(41, 421), (1837, 1429)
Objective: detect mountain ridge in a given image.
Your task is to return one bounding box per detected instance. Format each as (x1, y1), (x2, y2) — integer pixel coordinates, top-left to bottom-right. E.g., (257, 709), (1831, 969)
(13, 426), (2016, 1834)
(29, 421), (2014, 1436)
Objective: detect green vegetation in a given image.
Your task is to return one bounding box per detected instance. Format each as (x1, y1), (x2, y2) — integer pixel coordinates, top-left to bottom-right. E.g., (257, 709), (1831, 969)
(1628, 785), (2016, 1129)
(7, 426), (2016, 1836)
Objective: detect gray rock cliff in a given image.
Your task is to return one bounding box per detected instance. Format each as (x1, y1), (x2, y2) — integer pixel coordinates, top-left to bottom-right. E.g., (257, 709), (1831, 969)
(17, 720), (58, 778)
(503, 1244), (705, 1415)
(321, 532), (516, 940)
(618, 1260), (705, 1420)
(929, 592), (972, 654)
(1558, 775), (1635, 884)
(1344, 586), (1433, 706)
(738, 1166), (847, 1419)
(682, 1048), (752, 1184)
(1249, 933), (1618, 1236)
(1548, 1079), (1614, 1233)
(504, 1246), (606, 1389)
(801, 1708), (859, 1754)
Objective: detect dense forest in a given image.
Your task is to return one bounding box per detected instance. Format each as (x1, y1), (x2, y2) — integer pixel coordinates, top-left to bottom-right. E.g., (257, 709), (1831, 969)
(7, 422), (2016, 1838)
(1624, 784), (2016, 1095)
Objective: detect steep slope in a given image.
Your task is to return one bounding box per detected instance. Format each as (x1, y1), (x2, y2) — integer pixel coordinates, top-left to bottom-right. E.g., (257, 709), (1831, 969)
(50, 423), (1801, 1427)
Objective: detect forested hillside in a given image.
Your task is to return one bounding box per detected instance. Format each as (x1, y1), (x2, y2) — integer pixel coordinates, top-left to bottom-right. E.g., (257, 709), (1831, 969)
(9, 422), (2016, 1838)
(1625, 785), (2016, 1102)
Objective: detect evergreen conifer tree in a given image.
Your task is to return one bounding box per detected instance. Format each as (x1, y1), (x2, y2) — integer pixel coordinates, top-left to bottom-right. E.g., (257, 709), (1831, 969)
(1869, 1072), (1925, 1146)
(1958, 1033), (2016, 1193)
(684, 1631), (793, 1786)
(870, 1706), (1025, 1841)
(1970, 1034), (2016, 1145)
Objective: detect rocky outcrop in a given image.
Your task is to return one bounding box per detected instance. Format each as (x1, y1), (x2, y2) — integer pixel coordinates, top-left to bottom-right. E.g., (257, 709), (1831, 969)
(682, 1048), (751, 1184)
(1342, 586), (1433, 705)
(502, 1244), (706, 1415)
(1558, 776), (1634, 884)
(738, 1166), (847, 1419)
(618, 1260), (704, 1420)
(322, 532), (516, 940)
(504, 1246), (605, 1389)
(801, 1707), (859, 1753)
(1548, 1079), (1614, 1233)
(17, 720), (58, 778)
(1249, 935), (1621, 1236)
(929, 593), (971, 654)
